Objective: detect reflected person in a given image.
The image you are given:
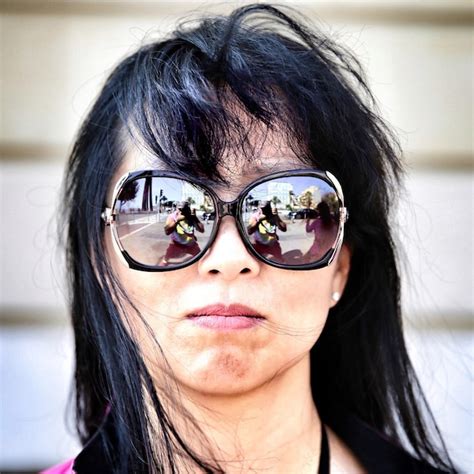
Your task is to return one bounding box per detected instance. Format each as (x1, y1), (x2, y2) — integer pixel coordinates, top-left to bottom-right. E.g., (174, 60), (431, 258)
(161, 201), (205, 265)
(305, 201), (338, 262)
(247, 200), (287, 261)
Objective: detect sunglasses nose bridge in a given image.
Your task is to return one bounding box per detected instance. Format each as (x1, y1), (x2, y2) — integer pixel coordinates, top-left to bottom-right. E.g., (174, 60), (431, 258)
(217, 200), (239, 218)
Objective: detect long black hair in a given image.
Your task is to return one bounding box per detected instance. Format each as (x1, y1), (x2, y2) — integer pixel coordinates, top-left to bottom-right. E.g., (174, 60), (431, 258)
(60, 4), (455, 472)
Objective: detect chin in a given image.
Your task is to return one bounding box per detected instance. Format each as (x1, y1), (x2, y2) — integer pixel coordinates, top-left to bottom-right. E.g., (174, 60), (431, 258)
(177, 348), (267, 396)
(184, 378), (261, 397)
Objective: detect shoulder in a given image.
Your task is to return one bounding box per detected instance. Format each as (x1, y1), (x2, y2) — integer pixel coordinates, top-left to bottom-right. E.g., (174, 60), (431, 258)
(46, 406), (113, 474)
(40, 458), (75, 474)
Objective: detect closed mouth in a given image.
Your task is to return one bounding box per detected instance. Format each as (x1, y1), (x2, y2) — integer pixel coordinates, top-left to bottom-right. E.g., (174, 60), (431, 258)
(186, 303), (265, 319)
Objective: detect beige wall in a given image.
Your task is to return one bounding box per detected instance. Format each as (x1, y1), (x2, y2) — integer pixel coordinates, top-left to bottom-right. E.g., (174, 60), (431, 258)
(1, 1), (472, 470)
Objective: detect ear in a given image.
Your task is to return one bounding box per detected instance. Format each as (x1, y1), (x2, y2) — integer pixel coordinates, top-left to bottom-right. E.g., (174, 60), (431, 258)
(329, 244), (351, 308)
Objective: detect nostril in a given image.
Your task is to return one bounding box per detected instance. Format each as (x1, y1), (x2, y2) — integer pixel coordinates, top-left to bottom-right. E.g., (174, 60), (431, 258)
(208, 268), (250, 275)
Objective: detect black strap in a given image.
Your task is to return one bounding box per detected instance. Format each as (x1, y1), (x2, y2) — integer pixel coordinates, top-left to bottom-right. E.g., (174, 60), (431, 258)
(318, 423), (330, 474)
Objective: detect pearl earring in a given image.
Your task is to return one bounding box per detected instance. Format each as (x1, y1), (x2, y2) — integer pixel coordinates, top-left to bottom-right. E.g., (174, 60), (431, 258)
(331, 291), (341, 302)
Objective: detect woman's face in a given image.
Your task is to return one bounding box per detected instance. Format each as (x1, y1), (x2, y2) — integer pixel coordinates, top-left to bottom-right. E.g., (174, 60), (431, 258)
(104, 133), (350, 397)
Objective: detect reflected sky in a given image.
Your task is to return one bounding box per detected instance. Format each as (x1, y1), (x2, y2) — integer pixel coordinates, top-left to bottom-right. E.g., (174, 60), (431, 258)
(117, 175), (337, 210)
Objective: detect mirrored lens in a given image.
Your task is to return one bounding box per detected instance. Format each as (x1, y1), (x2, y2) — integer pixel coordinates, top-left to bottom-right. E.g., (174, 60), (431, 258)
(114, 176), (216, 267)
(241, 175), (340, 266)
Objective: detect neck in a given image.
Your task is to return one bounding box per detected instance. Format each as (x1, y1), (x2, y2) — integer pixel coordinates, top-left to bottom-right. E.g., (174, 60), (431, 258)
(175, 354), (322, 473)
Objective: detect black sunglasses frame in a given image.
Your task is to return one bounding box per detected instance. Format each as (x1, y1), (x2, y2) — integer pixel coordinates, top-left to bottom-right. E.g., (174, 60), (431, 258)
(101, 169), (348, 272)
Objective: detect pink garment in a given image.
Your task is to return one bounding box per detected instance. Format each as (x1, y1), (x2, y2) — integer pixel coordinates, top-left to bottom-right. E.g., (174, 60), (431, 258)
(40, 458), (75, 474)
(40, 404), (109, 473)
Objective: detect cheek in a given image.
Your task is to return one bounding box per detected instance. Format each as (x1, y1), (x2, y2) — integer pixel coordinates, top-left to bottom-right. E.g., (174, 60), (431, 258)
(276, 267), (334, 325)
(104, 227), (182, 307)
(262, 268), (335, 357)
(103, 227), (187, 350)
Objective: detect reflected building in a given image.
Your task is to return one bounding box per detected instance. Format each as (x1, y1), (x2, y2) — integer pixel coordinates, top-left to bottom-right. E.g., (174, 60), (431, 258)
(298, 186), (322, 208)
(248, 186), (267, 204)
(267, 181), (293, 207)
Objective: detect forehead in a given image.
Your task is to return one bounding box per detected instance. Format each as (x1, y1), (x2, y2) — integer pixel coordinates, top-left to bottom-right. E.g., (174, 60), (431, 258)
(108, 130), (307, 202)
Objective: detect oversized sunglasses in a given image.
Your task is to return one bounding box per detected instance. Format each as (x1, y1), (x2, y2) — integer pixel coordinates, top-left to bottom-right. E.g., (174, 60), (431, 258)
(102, 169), (348, 271)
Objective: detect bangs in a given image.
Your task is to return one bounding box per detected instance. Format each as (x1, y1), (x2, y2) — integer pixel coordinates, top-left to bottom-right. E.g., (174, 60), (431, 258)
(115, 18), (320, 186)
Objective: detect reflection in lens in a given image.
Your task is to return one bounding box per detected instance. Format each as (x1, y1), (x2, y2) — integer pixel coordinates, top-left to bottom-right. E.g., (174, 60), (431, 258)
(114, 176), (215, 267)
(242, 176), (340, 266)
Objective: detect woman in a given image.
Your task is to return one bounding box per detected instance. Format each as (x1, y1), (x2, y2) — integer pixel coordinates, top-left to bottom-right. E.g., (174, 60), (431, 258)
(247, 200), (287, 262)
(45, 4), (456, 473)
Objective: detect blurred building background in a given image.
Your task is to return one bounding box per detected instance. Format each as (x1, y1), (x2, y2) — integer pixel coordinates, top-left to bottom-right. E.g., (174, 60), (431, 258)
(0, 1), (472, 472)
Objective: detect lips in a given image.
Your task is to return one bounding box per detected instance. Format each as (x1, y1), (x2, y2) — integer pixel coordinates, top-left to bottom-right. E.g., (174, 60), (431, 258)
(187, 303), (264, 318)
(186, 303), (265, 330)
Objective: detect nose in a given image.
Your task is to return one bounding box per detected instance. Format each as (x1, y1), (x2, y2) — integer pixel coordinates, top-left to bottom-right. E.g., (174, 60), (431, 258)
(197, 216), (261, 280)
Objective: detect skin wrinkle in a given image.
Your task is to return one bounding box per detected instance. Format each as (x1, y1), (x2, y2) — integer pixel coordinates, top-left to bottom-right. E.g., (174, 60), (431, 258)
(104, 122), (358, 472)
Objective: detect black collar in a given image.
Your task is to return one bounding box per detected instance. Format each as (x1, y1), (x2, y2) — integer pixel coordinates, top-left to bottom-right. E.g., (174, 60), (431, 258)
(325, 411), (447, 473)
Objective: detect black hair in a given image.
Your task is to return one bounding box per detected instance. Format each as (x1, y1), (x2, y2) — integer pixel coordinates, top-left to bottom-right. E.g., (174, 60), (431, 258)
(60, 4), (455, 472)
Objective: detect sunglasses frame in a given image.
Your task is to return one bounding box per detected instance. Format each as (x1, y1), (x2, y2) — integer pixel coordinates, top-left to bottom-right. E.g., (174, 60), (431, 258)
(101, 168), (348, 272)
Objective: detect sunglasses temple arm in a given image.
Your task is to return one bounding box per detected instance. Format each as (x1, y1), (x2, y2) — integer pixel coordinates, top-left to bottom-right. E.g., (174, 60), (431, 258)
(101, 207), (113, 225)
(100, 206), (133, 269)
(327, 207), (348, 265)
